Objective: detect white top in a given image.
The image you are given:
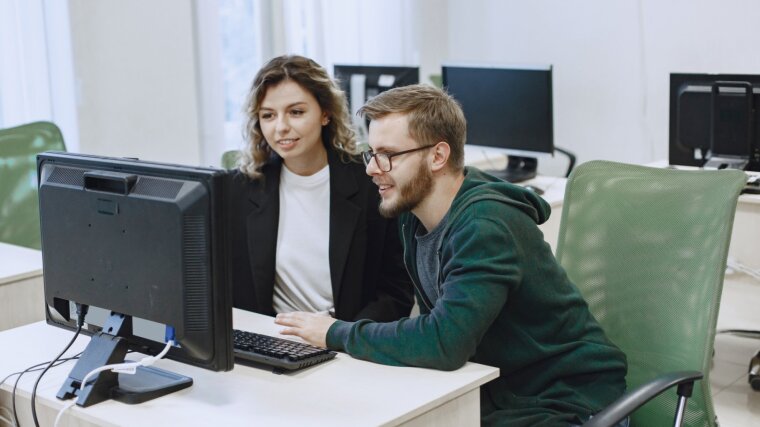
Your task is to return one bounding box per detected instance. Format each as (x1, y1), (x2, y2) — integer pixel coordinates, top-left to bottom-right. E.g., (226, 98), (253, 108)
(272, 164), (334, 315)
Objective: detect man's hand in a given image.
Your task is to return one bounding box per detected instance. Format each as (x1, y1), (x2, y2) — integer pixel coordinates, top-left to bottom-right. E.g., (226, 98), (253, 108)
(274, 312), (337, 348)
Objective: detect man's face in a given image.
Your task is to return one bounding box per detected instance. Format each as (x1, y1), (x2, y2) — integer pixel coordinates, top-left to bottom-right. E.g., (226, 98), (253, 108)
(366, 113), (433, 218)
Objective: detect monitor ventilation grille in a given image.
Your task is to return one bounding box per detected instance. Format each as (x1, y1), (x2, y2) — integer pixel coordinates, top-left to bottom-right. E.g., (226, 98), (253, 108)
(183, 215), (209, 332)
(47, 166), (85, 187)
(132, 177), (183, 199)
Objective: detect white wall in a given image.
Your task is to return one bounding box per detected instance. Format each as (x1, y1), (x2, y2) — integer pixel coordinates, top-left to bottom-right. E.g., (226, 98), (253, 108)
(60, 0), (760, 170)
(319, 0), (417, 67)
(415, 0), (449, 86)
(68, 0), (203, 165)
(446, 0), (760, 171)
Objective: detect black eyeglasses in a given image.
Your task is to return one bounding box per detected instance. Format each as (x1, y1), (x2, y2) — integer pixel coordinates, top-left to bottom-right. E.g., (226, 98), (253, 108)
(361, 144), (436, 172)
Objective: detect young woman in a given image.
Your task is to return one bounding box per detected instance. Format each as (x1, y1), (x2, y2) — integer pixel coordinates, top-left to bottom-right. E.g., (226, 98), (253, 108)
(227, 55), (413, 322)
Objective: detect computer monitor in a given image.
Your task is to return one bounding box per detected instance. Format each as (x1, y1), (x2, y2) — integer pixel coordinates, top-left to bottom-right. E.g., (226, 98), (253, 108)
(442, 64), (554, 182)
(333, 64), (419, 141)
(37, 151), (233, 407)
(669, 73), (760, 171)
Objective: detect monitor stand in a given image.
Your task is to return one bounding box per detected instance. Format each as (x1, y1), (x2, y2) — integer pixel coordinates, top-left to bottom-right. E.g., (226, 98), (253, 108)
(486, 155), (538, 183)
(57, 312), (192, 407)
(702, 155), (749, 171)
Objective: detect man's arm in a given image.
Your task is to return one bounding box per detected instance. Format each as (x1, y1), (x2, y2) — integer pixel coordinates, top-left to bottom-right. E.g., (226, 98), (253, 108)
(278, 215), (521, 370)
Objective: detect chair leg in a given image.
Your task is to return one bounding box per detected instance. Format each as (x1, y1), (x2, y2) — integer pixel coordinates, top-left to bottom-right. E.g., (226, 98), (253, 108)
(750, 351), (760, 391)
(673, 395), (689, 427)
(673, 382), (694, 427)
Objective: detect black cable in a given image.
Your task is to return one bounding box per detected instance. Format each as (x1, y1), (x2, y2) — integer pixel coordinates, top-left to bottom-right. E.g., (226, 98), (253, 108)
(1, 353), (83, 387)
(6, 346), (135, 426)
(1, 359), (62, 388)
(30, 304), (88, 427)
(28, 325), (81, 427)
(7, 354), (82, 427)
(717, 329), (760, 338)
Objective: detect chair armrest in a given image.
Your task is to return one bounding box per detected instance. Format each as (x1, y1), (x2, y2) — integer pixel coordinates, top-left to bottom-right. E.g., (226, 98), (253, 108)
(554, 146), (576, 177)
(582, 371), (703, 427)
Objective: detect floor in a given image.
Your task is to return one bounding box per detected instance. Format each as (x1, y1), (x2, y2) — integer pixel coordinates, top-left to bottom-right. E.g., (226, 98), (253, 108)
(711, 271), (760, 426)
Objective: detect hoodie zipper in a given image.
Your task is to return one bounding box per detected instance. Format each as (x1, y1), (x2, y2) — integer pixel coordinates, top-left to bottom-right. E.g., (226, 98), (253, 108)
(402, 223), (434, 311)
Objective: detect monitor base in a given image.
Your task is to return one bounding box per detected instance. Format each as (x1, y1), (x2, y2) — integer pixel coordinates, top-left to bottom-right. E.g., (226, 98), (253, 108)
(485, 156), (538, 183)
(703, 156), (750, 171)
(56, 312), (192, 407)
(112, 364), (192, 404)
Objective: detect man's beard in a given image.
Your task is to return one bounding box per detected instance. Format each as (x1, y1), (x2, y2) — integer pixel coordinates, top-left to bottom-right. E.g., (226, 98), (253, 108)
(378, 161), (433, 218)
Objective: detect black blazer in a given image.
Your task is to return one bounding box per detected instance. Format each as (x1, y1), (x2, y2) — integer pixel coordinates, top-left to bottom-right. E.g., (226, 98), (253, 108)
(227, 147), (413, 322)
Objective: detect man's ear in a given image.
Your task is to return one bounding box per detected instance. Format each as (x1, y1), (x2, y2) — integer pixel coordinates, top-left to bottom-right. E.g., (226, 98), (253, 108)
(430, 141), (451, 172)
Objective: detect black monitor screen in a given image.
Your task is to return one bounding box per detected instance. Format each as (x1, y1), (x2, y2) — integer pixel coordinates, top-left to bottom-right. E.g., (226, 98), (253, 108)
(442, 65), (554, 155)
(37, 152), (233, 405)
(669, 73), (760, 170)
(334, 65), (419, 137)
(334, 64), (419, 103)
(443, 64), (553, 182)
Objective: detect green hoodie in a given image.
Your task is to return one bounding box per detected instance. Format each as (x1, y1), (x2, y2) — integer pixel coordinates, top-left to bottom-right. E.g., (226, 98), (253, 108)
(327, 167), (627, 426)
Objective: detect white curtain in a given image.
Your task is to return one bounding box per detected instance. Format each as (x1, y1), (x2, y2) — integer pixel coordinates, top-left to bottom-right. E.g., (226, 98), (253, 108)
(279, 0), (419, 73)
(209, 0), (420, 153)
(0, 0), (78, 149)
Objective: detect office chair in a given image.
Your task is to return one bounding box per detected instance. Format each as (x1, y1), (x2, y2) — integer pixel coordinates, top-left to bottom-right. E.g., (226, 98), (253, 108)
(0, 121), (66, 250)
(554, 161), (746, 427)
(221, 149), (240, 170)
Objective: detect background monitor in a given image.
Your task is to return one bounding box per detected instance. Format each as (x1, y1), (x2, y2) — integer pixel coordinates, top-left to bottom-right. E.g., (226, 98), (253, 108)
(333, 64), (419, 141)
(442, 64), (554, 182)
(38, 151), (233, 407)
(669, 73), (760, 171)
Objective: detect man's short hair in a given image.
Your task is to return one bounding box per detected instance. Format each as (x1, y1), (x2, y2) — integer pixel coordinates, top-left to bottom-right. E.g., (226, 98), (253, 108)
(359, 84), (467, 171)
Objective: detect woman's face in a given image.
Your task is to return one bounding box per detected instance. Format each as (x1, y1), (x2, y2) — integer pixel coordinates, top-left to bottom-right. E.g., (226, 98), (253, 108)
(258, 79), (329, 175)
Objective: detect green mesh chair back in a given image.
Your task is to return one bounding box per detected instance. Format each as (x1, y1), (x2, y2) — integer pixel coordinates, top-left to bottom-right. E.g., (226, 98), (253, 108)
(0, 121), (66, 249)
(555, 161), (745, 427)
(221, 150), (240, 170)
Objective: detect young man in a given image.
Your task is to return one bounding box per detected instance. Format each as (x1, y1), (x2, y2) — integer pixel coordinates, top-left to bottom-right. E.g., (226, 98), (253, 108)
(275, 84), (627, 426)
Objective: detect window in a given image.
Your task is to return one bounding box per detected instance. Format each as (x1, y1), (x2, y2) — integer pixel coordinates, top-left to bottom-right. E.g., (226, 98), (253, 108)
(219, 0), (265, 139)
(0, 0), (78, 150)
(197, 0), (418, 162)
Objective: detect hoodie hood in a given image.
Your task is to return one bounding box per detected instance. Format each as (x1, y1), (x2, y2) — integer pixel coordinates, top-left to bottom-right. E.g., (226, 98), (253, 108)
(448, 167), (551, 226)
(398, 166), (551, 265)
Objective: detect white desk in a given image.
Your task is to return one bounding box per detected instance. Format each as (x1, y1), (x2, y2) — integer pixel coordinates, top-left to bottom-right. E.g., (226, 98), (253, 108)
(0, 242), (44, 331)
(0, 309), (499, 427)
(728, 191), (760, 271)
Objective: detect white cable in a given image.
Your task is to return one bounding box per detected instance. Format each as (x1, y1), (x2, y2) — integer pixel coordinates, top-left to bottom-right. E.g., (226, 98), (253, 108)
(52, 340), (174, 426)
(0, 415), (13, 427)
(53, 401), (75, 427)
(81, 340), (174, 385)
(0, 406), (13, 421)
(480, 149), (499, 171)
(0, 406), (14, 427)
(726, 259), (760, 282)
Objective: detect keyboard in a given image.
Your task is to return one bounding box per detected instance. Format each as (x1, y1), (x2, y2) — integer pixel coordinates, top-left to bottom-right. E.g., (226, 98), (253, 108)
(232, 329), (337, 372)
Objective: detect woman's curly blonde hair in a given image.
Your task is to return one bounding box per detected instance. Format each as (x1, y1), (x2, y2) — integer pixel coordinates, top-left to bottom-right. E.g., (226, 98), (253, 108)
(238, 55), (356, 179)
